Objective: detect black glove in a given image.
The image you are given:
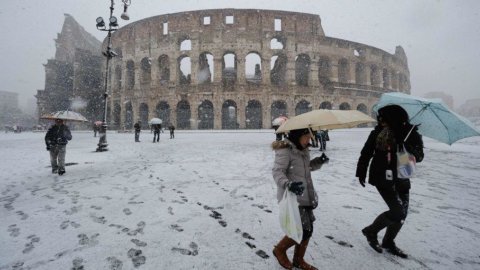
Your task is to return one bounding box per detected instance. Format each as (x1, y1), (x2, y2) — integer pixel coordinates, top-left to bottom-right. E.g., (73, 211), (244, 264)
(287, 182), (304, 196)
(358, 177), (366, 187)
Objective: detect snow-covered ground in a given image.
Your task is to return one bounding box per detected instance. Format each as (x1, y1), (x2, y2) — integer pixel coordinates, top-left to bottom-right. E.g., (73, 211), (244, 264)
(1, 129), (479, 270)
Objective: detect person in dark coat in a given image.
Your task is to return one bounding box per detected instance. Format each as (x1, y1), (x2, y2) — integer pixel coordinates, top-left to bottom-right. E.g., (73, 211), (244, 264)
(134, 121), (141, 142)
(356, 105), (424, 258)
(45, 119), (72, 175)
(168, 124), (175, 139)
(152, 124), (161, 142)
(272, 128), (329, 270)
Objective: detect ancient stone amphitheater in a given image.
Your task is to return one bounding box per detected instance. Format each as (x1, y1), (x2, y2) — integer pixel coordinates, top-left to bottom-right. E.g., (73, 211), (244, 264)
(106, 9), (410, 129)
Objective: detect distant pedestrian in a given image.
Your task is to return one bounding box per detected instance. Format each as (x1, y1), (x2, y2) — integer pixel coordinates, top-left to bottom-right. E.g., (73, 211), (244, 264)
(134, 121), (141, 142)
(168, 124), (175, 139)
(45, 119), (72, 175)
(273, 125), (284, 141)
(93, 124), (99, 137)
(317, 130), (329, 151)
(153, 124), (161, 143)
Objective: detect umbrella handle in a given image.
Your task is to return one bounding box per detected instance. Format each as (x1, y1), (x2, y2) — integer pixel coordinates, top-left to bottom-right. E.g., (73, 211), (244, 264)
(403, 125), (417, 142)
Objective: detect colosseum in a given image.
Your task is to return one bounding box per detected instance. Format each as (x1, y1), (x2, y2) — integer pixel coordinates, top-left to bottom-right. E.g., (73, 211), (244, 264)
(106, 9), (410, 130)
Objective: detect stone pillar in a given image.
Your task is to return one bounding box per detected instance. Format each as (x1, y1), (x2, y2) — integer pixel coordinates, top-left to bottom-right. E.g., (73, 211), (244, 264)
(213, 105), (222, 129)
(348, 61), (356, 84)
(364, 65), (371, 86)
(213, 58), (223, 83)
(264, 102), (271, 129)
(261, 57), (270, 85)
(190, 98), (198, 130)
(309, 62), (319, 87)
(237, 57), (246, 84)
(238, 102), (246, 128)
(330, 58), (339, 83)
(190, 55), (198, 85)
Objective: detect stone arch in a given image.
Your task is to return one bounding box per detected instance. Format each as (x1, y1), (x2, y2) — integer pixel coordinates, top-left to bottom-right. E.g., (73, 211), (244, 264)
(179, 36), (192, 51)
(113, 103), (121, 130)
(270, 36), (285, 49)
(178, 55), (192, 85)
(357, 103), (368, 114)
(139, 103), (149, 128)
(198, 100), (214, 129)
(271, 100), (288, 120)
(245, 52), (262, 84)
(319, 101), (332, 109)
(295, 54), (311, 86)
(295, 100), (311, 115)
(125, 102), (133, 129)
(339, 102), (351, 110)
(126, 60), (135, 90)
(338, 58), (349, 83)
(140, 57), (151, 84)
(176, 100), (191, 129)
(318, 56), (331, 84)
(222, 52), (237, 87)
(355, 62), (366, 85)
(383, 68), (390, 88)
(198, 52), (213, 84)
(156, 101), (170, 125)
(245, 100), (262, 129)
(158, 55), (170, 85)
(271, 53), (287, 86)
(222, 100), (237, 129)
(370, 64), (379, 86)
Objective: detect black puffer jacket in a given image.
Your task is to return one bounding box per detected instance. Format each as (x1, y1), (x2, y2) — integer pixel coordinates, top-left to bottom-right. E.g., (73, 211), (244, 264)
(356, 125), (424, 187)
(45, 124), (72, 146)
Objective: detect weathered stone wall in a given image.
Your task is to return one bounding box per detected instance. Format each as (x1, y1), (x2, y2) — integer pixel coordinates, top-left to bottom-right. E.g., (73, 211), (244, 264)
(106, 9), (410, 129)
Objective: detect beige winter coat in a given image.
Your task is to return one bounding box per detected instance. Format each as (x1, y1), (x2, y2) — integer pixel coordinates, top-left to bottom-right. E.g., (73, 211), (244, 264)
(272, 139), (323, 208)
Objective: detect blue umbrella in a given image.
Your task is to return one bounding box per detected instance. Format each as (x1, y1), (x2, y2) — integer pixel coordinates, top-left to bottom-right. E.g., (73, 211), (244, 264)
(373, 92), (480, 145)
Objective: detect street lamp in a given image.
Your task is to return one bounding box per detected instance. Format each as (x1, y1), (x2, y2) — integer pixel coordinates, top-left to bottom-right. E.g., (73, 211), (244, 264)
(96, 0), (131, 152)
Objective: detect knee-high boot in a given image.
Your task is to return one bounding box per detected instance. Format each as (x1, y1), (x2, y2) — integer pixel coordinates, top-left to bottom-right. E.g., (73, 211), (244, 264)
(292, 238), (318, 270)
(362, 212), (394, 253)
(273, 236), (296, 269)
(382, 222), (408, 258)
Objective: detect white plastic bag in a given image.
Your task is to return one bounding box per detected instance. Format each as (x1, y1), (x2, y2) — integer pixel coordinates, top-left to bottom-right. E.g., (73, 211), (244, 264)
(397, 144), (416, 179)
(278, 190), (303, 244)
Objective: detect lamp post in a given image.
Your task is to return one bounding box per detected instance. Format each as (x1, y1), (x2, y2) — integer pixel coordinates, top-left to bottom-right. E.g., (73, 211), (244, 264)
(96, 0), (131, 152)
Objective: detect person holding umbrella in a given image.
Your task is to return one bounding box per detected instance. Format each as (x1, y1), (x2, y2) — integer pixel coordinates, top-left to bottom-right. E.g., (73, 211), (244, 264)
(356, 105), (424, 258)
(45, 119), (72, 175)
(272, 128), (329, 270)
(152, 124), (161, 143)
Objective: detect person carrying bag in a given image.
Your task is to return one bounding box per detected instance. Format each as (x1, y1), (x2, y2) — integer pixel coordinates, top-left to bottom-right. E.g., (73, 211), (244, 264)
(272, 128), (329, 270)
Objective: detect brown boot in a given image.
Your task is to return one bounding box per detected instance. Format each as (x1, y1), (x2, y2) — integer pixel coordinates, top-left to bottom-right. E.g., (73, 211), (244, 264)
(292, 238), (318, 270)
(273, 236), (296, 269)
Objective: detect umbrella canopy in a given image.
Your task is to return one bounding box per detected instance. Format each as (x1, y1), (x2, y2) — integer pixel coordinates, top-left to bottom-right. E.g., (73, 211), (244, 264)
(276, 109), (376, 133)
(94, 121), (103, 126)
(40, 110), (89, 122)
(373, 92), (480, 145)
(149, 118), (163, 125)
(272, 116), (288, 126)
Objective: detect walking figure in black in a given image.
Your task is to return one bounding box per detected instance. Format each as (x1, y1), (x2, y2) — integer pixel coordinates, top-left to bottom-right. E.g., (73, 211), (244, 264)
(152, 124), (161, 143)
(168, 124), (175, 139)
(45, 119), (72, 175)
(356, 105), (424, 258)
(134, 121), (141, 142)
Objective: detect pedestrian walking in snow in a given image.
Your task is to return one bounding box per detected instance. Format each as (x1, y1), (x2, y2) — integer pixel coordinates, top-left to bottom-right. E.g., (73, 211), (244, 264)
(316, 130), (329, 151)
(168, 124), (175, 139)
(134, 121), (141, 142)
(45, 119), (72, 175)
(152, 124), (161, 143)
(356, 105), (424, 258)
(271, 128), (329, 270)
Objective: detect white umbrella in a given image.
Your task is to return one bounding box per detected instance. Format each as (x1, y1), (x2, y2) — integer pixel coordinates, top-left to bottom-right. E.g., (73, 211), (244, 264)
(149, 118), (163, 125)
(272, 116), (288, 126)
(276, 109), (376, 133)
(40, 110), (89, 122)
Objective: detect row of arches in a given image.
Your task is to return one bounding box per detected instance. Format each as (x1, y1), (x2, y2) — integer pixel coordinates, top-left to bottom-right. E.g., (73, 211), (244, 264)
(112, 52), (409, 91)
(111, 99), (371, 130)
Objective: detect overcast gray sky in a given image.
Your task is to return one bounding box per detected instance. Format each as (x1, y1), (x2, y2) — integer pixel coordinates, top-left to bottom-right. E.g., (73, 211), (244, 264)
(1, 0), (479, 109)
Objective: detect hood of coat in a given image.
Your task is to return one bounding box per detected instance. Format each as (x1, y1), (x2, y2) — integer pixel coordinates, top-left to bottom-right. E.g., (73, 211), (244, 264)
(271, 139), (309, 157)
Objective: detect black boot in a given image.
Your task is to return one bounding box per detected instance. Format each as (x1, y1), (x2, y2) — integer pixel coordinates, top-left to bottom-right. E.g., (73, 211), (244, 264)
(382, 222), (408, 258)
(362, 212), (393, 253)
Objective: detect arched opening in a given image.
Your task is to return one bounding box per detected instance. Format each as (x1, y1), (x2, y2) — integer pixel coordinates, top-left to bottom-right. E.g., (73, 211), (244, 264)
(383, 69), (390, 88)
(246, 52), (262, 84)
(222, 100), (237, 129)
(318, 57), (331, 84)
(370, 65), (378, 86)
(113, 103), (121, 130)
(140, 57), (151, 84)
(198, 52), (213, 84)
(180, 38), (191, 51)
(115, 66), (122, 90)
(355, 62), (366, 85)
(156, 101), (170, 125)
(339, 102), (351, 110)
(246, 100), (262, 129)
(295, 54), (310, 86)
(271, 100), (288, 121)
(158, 55), (170, 85)
(295, 100), (311, 116)
(270, 54), (287, 86)
(126, 60), (135, 90)
(176, 100), (191, 129)
(338, 59), (349, 83)
(198, 100), (214, 129)
(178, 55), (191, 85)
(125, 102), (133, 129)
(357, 103), (368, 114)
(270, 37), (284, 49)
(319, 101), (332, 110)
(139, 103), (149, 128)
(222, 53), (237, 87)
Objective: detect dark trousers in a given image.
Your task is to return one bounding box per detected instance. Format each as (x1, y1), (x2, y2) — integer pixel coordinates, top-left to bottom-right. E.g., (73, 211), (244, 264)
(135, 131), (140, 142)
(170, 131), (174, 139)
(153, 131), (160, 142)
(376, 180), (410, 223)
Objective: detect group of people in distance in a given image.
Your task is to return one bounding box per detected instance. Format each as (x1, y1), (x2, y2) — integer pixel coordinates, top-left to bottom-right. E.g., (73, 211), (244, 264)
(271, 105), (424, 270)
(134, 121), (176, 143)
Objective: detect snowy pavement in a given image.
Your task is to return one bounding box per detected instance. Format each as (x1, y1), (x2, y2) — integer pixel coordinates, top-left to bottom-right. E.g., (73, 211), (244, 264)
(0, 129), (479, 270)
